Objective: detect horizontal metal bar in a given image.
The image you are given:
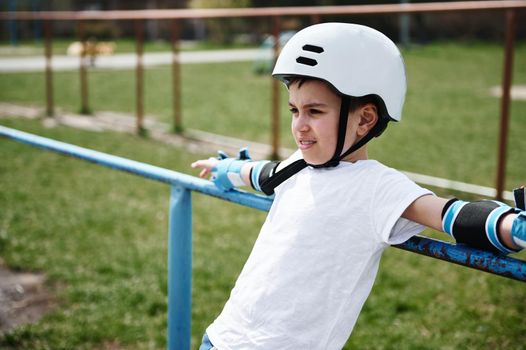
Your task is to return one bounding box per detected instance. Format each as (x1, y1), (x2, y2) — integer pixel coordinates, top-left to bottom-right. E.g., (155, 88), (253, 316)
(1, 1), (525, 21)
(1, 125), (525, 282)
(0, 125), (272, 212)
(396, 236), (526, 282)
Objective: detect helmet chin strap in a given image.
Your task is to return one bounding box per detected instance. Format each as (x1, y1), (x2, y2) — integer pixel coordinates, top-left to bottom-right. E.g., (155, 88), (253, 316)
(310, 95), (388, 169)
(309, 96), (351, 168)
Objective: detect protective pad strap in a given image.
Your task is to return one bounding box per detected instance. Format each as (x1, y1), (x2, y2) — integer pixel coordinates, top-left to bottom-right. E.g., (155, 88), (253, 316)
(514, 187), (525, 210)
(260, 159), (308, 196)
(249, 160), (303, 196)
(441, 198), (468, 236)
(248, 160), (273, 193)
(441, 199), (520, 254)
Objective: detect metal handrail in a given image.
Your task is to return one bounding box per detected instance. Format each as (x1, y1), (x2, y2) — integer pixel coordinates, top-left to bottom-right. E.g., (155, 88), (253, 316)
(1, 125), (525, 350)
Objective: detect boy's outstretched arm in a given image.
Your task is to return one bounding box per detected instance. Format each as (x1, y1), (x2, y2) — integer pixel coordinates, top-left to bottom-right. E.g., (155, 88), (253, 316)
(191, 149), (302, 194)
(401, 195), (449, 232)
(402, 195), (524, 253)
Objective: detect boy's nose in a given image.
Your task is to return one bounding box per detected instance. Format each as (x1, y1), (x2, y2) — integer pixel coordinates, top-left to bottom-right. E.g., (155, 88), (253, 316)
(294, 114), (310, 132)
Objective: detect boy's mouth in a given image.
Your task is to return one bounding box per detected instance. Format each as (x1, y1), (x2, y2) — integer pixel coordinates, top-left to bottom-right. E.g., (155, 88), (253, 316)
(299, 139), (316, 150)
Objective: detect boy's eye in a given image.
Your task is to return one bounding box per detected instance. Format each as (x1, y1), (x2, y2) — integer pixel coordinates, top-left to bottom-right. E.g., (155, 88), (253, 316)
(289, 107), (298, 114)
(309, 109), (322, 114)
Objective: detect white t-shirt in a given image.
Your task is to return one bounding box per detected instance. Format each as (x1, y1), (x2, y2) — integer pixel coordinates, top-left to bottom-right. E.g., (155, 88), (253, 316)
(207, 160), (432, 350)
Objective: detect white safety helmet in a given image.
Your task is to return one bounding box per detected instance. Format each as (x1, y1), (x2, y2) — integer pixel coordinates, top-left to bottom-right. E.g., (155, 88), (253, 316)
(272, 22), (406, 122)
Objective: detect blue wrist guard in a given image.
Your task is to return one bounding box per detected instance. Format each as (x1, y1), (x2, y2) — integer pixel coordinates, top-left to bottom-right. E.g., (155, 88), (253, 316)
(511, 211), (526, 248)
(211, 148), (251, 191)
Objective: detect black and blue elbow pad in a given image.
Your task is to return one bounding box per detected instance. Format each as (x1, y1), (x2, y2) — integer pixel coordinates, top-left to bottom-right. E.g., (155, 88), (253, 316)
(249, 160), (277, 194)
(441, 199), (521, 255)
(249, 159), (308, 196)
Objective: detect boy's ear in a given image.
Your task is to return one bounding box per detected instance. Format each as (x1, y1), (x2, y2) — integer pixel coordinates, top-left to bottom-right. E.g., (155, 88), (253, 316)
(356, 103), (378, 136)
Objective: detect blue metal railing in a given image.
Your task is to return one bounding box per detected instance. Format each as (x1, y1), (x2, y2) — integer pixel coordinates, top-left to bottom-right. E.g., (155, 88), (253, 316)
(1, 125), (525, 350)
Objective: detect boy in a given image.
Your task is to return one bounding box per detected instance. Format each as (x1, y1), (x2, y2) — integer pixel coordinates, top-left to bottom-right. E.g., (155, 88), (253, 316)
(191, 23), (526, 349)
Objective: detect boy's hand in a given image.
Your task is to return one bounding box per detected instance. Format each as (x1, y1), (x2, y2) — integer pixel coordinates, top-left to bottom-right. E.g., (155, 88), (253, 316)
(191, 148), (252, 191)
(191, 157), (220, 179)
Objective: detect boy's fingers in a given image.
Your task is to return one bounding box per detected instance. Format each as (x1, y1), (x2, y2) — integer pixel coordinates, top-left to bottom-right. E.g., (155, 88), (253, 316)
(191, 159), (208, 168)
(202, 167), (213, 178)
(190, 161), (211, 178)
(191, 157), (220, 178)
(191, 160), (203, 168)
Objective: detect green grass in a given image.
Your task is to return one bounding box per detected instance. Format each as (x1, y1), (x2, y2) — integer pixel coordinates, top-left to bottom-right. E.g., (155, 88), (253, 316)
(0, 39), (173, 57)
(1, 118), (525, 350)
(0, 38), (257, 57)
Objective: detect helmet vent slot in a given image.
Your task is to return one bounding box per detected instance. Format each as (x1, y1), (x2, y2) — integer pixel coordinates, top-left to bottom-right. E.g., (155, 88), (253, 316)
(296, 56), (318, 66)
(302, 44), (324, 53)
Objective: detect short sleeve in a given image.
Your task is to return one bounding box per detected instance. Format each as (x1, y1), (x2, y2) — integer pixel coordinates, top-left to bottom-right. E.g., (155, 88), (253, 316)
(371, 167), (433, 245)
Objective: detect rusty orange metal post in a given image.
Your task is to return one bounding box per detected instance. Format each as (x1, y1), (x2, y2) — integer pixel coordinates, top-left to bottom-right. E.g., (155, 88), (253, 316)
(135, 20), (145, 135)
(496, 10), (517, 200)
(310, 14), (321, 24)
(270, 16), (281, 160)
(78, 21), (90, 115)
(172, 20), (183, 134)
(44, 20), (54, 117)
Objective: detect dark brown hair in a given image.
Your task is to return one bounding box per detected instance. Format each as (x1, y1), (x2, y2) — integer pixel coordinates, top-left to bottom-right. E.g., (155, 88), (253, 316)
(285, 76), (386, 117)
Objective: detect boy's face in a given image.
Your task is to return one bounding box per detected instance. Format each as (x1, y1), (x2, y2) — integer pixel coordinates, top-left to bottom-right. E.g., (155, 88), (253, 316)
(288, 79), (360, 165)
